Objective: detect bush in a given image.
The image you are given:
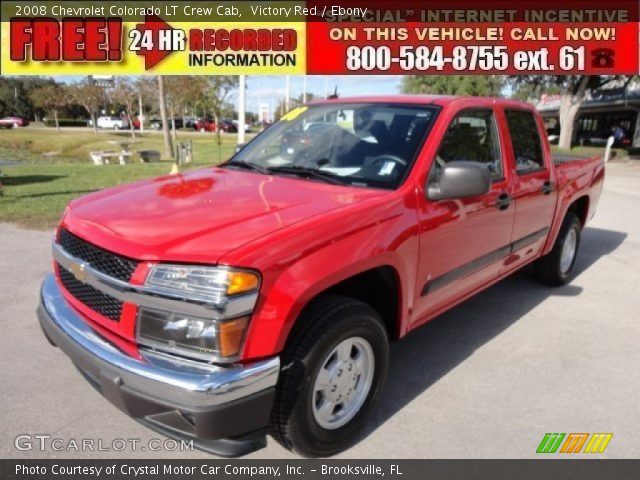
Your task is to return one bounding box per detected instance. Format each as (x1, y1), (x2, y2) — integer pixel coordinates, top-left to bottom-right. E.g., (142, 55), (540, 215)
(43, 118), (88, 128)
(627, 147), (640, 158)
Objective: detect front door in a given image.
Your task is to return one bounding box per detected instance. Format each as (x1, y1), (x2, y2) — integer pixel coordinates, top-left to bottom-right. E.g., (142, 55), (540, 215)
(413, 106), (515, 326)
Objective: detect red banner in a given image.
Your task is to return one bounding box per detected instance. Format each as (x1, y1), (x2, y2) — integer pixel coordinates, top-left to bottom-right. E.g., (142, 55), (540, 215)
(306, 0), (639, 75)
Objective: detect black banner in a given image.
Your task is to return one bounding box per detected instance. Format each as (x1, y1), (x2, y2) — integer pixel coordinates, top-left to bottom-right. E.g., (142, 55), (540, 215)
(2, 460), (640, 480)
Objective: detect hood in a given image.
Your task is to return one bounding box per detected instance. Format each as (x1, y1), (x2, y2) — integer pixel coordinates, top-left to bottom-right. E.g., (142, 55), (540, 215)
(62, 167), (384, 264)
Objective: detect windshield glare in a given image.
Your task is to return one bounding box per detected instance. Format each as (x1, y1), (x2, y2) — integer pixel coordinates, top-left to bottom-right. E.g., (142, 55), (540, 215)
(229, 103), (438, 189)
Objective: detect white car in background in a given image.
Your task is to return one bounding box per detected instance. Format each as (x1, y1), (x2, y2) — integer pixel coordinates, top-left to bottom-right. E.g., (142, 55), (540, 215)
(231, 119), (252, 132)
(90, 116), (129, 130)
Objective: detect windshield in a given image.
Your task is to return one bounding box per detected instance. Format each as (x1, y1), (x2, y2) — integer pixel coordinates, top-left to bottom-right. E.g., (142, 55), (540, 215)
(226, 103), (439, 189)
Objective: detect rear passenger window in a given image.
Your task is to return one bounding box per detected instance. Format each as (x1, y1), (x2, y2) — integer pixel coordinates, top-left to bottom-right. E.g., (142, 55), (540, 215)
(505, 110), (545, 173)
(434, 109), (503, 179)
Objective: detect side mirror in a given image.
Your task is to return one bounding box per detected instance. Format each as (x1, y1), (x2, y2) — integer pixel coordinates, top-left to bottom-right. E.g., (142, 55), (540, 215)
(427, 161), (491, 201)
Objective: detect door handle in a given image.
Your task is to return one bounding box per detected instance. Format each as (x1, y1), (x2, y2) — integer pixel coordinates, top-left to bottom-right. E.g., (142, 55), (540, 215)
(541, 180), (554, 195)
(495, 192), (512, 211)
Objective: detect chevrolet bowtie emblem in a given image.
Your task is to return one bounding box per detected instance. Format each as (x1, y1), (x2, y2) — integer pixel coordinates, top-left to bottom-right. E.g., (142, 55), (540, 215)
(70, 261), (87, 283)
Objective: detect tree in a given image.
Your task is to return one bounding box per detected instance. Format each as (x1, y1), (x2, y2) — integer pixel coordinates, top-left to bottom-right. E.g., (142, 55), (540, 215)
(0, 76), (56, 120)
(29, 84), (69, 131)
(511, 76), (635, 150)
(110, 78), (138, 138)
(134, 77), (157, 133)
(275, 92), (317, 120)
(245, 111), (258, 124)
(157, 76), (174, 159)
(511, 82), (561, 102)
(68, 81), (106, 133)
(402, 76), (504, 96)
(206, 76), (239, 144)
(165, 76), (208, 140)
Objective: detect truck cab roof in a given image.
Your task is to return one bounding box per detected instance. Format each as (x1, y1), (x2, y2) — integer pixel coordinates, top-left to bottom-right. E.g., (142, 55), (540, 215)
(309, 94), (536, 110)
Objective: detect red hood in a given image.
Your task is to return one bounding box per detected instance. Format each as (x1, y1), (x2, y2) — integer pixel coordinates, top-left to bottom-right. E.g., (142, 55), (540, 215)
(62, 167), (383, 264)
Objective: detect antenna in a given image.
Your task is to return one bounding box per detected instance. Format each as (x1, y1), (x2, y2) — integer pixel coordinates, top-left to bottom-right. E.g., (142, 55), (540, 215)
(328, 86), (339, 100)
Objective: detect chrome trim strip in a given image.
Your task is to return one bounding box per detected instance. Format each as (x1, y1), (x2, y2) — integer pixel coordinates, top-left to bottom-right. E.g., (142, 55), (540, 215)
(52, 242), (257, 320)
(39, 275), (279, 407)
(421, 226), (551, 297)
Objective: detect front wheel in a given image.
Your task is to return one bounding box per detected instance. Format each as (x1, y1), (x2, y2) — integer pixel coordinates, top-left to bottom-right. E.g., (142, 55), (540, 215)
(533, 212), (581, 286)
(270, 296), (389, 457)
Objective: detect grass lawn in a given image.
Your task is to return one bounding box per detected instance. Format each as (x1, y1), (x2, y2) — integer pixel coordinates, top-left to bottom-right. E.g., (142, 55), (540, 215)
(0, 127), (244, 229)
(0, 127), (241, 164)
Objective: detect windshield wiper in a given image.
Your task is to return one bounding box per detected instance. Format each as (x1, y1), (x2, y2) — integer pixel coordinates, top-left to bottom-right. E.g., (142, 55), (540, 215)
(267, 165), (348, 185)
(222, 160), (270, 175)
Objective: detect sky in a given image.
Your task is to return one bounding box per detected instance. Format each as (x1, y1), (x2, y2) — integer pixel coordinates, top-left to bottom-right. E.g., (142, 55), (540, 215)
(236, 75), (404, 114)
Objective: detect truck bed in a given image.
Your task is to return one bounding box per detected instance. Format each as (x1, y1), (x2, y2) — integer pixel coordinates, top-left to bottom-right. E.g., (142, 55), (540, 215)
(553, 152), (603, 164)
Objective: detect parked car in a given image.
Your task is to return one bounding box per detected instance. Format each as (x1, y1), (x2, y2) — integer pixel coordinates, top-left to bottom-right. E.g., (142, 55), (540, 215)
(39, 96), (604, 458)
(148, 117), (183, 130)
(194, 117), (216, 132)
(220, 120), (238, 133)
(0, 116), (29, 128)
(92, 116), (128, 130)
(232, 119), (252, 132)
(194, 118), (237, 133)
(219, 119), (238, 133)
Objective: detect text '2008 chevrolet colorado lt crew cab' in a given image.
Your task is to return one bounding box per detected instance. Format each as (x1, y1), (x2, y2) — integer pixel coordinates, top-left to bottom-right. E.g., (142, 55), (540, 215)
(38, 95), (604, 457)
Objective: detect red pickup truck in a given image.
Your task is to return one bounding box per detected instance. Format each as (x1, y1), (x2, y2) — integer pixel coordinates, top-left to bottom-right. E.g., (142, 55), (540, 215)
(38, 96), (604, 457)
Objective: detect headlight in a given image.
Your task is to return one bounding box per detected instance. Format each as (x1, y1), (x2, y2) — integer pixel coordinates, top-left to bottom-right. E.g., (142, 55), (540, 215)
(146, 264), (260, 302)
(137, 309), (249, 361)
(140, 265), (260, 362)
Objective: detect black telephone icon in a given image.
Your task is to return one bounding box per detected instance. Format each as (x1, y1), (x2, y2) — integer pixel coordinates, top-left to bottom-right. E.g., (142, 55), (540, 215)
(591, 48), (615, 68)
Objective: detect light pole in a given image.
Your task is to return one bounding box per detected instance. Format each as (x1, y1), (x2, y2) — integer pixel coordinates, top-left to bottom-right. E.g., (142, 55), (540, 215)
(238, 75), (246, 145)
(285, 75), (290, 111)
(303, 76), (307, 104)
(138, 87), (144, 134)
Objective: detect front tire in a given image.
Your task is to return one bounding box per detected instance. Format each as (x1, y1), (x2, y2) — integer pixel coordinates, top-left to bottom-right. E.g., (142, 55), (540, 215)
(533, 212), (581, 286)
(270, 296), (389, 457)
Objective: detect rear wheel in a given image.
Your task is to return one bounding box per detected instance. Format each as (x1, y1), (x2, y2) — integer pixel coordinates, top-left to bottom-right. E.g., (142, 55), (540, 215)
(270, 296), (389, 457)
(533, 212), (581, 286)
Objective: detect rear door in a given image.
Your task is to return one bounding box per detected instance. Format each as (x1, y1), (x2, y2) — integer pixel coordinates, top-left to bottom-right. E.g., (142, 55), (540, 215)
(500, 108), (558, 273)
(412, 104), (515, 325)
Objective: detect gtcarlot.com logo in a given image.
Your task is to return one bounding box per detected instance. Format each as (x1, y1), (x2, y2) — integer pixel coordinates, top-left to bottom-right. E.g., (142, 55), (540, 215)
(14, 434), (193, 452)
(536, 433), (613, 454)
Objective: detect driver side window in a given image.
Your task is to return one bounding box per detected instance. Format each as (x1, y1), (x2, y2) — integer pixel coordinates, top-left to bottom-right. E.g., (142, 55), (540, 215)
(435, 109), (503, 180)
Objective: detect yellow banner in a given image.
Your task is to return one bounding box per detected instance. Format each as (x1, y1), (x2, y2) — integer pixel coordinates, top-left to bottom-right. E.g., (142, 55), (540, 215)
(1, 21), (306, 75)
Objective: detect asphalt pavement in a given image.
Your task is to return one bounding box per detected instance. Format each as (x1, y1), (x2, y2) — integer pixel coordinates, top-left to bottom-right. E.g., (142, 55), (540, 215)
(1, 161), (639, 459)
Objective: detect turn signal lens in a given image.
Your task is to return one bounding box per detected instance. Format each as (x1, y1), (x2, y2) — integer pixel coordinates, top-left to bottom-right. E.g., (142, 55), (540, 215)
(226, 271), (260, 296)
(219, 316), (250, 357)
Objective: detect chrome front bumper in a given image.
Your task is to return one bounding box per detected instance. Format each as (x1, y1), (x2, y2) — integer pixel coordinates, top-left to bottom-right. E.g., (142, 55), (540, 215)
(38, 274), (279, 452)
